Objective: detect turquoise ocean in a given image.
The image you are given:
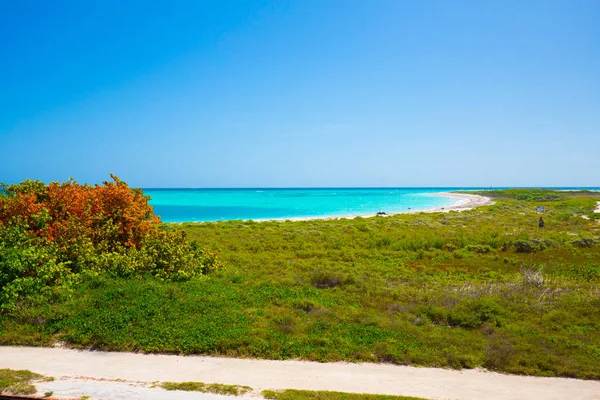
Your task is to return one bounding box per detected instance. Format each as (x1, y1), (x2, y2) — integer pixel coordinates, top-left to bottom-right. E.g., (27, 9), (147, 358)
(144, 187), (600, 223)
(144, 188), (476, 222)
(144, 187), (598, 222)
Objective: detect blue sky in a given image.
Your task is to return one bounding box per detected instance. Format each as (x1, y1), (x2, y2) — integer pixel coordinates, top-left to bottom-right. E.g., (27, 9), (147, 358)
(1, 0), (599, 187)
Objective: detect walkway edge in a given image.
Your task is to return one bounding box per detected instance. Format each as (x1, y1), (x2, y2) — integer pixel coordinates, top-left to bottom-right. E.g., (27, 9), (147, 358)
(1, 346), (599, 400)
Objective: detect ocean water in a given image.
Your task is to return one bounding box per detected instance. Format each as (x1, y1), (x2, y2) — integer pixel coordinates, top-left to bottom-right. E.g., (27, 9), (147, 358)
(144, 187), (600, 223)
(144, 188), (474, 223)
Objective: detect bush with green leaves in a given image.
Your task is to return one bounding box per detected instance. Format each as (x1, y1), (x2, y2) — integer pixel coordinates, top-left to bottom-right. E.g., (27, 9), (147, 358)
(0, 222), (74, 311)
(0, 177), (222, 311)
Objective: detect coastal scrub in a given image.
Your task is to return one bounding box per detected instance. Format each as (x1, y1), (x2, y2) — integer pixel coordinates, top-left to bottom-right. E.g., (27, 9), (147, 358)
(1, 188), (599, 379)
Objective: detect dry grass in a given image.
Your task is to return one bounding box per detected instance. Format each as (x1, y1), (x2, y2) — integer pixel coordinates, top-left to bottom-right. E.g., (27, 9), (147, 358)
(0, 369), (52, 395)
(161, 381), (251, 396)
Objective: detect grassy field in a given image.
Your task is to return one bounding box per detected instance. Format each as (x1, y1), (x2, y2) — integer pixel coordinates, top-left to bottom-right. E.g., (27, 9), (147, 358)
(1, 189), (599, 379)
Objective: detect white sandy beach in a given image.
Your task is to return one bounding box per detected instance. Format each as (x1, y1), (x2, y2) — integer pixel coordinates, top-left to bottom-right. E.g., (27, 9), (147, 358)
(428, 192), (494, 211)
(1, 346), (598, 400)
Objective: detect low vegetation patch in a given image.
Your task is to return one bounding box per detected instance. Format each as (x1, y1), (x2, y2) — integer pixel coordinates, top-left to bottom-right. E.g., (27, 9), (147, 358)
(262, 389), (426, 400)
(161, 381), (251, 396)
(1, 188), (600, 379)
(0, 369), (52, 395)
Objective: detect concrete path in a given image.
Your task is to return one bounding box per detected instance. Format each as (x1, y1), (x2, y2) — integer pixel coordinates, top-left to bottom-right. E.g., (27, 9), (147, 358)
(36, 379), (242, 400)
(1, 346), (599, 400)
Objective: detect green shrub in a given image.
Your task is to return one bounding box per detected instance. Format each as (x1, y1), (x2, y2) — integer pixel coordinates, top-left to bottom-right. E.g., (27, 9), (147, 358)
(448, 299), (507, 329)
(514, 239), (540, 253)
(0, 222), (74, 311)
(561, 264), (600, 281)
(483, 331), (515, 370)
(134, 229), (222, 280)
(571, 237), (597, 248)
(465, 244), (494, 254)
(310, 270), (349, 288)
(0, 177), (222, 311)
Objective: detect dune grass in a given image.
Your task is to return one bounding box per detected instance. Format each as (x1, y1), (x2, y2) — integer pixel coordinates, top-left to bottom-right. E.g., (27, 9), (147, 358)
(161, 381), (251, 395)
(0, 369), (52, 395)
(1, 190), (599, 379)
(263, 389), (427, 400)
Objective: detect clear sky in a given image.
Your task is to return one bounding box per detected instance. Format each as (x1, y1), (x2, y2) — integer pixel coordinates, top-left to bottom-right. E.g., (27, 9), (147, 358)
(1, 0), (599, 187)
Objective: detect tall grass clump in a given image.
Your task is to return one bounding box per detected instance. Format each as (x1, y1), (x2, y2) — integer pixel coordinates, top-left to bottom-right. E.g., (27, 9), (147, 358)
(0, 369), (51, 395)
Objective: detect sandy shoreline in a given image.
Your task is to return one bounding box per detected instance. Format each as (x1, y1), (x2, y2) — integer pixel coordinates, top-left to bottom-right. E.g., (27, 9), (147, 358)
(1, 346), (598, 400)
(595, 201), (600, 213)
(175, 192), (494, 224)
(428, 191), (494, 211)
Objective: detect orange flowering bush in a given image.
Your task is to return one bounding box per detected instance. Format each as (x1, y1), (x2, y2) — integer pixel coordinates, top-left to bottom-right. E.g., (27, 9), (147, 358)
(0, 176), (221, 310)
(1, 175), (159, 248)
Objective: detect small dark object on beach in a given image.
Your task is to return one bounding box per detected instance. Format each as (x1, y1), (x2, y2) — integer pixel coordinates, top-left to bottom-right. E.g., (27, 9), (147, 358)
(539, 216), (544, 228)
(376, 211), (386, 216)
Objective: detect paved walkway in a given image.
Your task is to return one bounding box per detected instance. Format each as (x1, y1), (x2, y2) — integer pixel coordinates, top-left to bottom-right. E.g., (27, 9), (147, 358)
(36, 379), (241, 400)
(1, 346), (599, 400)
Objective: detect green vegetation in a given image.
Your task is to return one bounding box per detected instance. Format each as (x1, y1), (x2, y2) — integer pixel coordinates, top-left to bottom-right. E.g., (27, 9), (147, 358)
(1, 189), (599, 379)
(161, 381), (251, 395)
(0, 368), (52, 395)
(263, 389), (426, 400)
(473, 188), (599, 203)
(0, 177), (221, 311)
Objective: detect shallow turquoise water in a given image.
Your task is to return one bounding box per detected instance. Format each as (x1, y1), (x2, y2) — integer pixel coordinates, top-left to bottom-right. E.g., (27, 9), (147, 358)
(144, 187), (600, 223)
(144, 188), (471, 222)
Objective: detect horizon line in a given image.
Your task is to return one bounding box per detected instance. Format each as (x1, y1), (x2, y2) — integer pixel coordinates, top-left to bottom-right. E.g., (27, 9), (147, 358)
(140, 186), (600, 190)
